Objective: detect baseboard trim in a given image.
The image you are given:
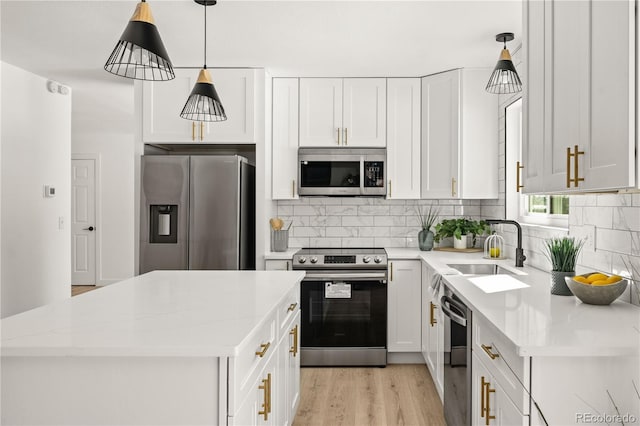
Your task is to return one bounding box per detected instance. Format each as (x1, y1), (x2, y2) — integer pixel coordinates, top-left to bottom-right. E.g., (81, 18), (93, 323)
(387, 352), (425, 364)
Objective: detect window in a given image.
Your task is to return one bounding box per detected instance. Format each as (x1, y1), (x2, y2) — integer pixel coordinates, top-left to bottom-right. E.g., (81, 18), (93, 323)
(505, 98), (568, 227)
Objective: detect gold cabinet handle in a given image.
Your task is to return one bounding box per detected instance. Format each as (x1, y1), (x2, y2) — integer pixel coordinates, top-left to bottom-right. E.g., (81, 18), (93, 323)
(451, 177), (457, 197)
(287, 302), (298, 312)
(485, 378), (496, 425)
(337, 128), (341, 145)
(566, 146), (572, 188)
(200, 121), (204, 141)
(516, 161), (524, 192)
(192, 122), (196, 141)
(390, 262), (393, 281)
(481, 344), (500, 360)
(429, 301), (437, 327)
(481, 376), (488, 420)
(344, 128), (348, 145)
(289, 324), (299, 357)
(573, 144), (584, 187)
(255, 342), (271, 357)
(292, 180), (296, 198)
(388, 180), (392, 198)
(257, 373), (272, 420)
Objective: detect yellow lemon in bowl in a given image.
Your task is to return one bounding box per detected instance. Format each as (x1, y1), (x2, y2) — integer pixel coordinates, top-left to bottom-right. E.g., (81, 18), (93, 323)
(489, 247), (501, 258)
(586, 273), (608, 284)
(573, 276), (589, 284)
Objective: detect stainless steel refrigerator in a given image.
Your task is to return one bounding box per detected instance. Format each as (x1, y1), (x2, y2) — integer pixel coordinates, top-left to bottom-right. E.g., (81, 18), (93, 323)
(140, 155), (255, 273)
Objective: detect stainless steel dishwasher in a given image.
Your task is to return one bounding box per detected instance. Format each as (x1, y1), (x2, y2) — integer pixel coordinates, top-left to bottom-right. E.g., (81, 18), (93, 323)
(441, 284), (472, 426)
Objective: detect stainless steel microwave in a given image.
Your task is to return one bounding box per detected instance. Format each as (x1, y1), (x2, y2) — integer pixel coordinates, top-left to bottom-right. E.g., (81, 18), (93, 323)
(298, 148), (386, 196)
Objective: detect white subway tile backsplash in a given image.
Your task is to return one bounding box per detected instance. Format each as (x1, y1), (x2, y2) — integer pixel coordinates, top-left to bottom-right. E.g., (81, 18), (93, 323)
(326, 227), (358, 237)
(596, 193), (632, 207)
(292, 226), (325, 238)
(360, 226), (391, 237)
(309, 238), (342, 248)
(293, 205), (326, 216)
(375, 237), (408, 248)
(327, 205), (358, 216)
(613, 207), (640, 232)
(309, 216), (341, 227)
(358, 205), (391, 216)
(374, 215), (406, 226)
(595, 228), (632, 254)
(342, 216), (375, 226)
(342, 237), (375, 247)
(582, 206), (613, 229)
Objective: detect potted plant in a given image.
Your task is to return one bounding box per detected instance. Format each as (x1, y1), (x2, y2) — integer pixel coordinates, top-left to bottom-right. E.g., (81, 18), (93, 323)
(434, 218), (489, 249)
(416, 205), (439, 251)
(542, 236), (585, 295)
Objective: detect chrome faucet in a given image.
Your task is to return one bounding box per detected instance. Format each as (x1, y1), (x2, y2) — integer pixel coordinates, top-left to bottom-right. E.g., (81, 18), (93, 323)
(486, 219), (526, 267)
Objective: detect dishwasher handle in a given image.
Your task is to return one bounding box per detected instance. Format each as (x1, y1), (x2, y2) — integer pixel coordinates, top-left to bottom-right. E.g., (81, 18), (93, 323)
(440, 295), (467, 327)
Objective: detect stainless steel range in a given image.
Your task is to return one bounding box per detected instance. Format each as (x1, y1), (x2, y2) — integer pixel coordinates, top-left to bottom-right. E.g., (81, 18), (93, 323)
(293, 248), (388, 367)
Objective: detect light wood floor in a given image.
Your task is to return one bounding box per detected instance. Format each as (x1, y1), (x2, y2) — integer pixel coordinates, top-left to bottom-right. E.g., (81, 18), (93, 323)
(293, 364), (445, 426)
(71, 285), (98, 297)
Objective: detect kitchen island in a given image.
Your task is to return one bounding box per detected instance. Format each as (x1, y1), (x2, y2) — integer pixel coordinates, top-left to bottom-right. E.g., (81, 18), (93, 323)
(1, 270), (305, 425)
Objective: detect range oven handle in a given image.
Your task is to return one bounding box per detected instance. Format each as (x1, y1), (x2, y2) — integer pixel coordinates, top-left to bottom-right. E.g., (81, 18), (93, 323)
(302, 271), (387, 281)
(440, 295), (467, 327)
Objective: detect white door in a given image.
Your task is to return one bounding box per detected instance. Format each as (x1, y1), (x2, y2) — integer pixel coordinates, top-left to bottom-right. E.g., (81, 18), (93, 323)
(342, 78), (387, 147)
(387, 260), (422, 352)
(299, 78), (343, 147)
(71, 159), (96, 285)
(272, 78), (299, 200)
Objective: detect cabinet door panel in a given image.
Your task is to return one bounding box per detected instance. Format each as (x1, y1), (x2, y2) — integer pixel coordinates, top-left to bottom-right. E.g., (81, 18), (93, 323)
(586, 0), (635, 190)
(272, 78), (299, 200)
(387, 78), (420, 199)
(522, 0), (546, 193)
(343, 78), (387, 147)
(299, 79), (343, 147)
(202, 68), (256, 143)
(143, 71), (195, 143)
(388, 260), (422, 352)
(421, 70), (460, 198)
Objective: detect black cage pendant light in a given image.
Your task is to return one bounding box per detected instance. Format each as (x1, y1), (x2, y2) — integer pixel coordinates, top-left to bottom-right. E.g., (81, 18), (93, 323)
(104, 0), (175, 81)
(485, 32), (522, 94)
(180, 0), (227, 122)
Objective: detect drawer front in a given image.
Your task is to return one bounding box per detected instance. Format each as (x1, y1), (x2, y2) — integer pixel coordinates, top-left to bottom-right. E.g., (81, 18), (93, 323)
(473, 315), (530, 415)
(278, 283), (301, 336)
(229, 311), (277, 413)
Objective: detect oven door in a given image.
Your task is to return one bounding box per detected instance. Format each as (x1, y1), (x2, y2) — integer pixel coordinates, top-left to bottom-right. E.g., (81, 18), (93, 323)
(300, 271), (387, 366)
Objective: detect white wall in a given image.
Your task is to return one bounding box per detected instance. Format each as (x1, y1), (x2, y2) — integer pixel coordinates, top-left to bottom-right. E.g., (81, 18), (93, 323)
(71, 77), (135, 284)
(1, 62), (71, 318)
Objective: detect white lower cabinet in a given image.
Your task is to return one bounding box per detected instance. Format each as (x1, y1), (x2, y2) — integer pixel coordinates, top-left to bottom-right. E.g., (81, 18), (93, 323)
(421, 262), (443, 400)
(388, 260), (422, 352)
(472, 352), (527, 426)
(229, 286), (301, 425)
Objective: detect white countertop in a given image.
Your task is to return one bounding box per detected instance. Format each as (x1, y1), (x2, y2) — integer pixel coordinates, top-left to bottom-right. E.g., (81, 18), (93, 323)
(389, 249), (640, 357)
(264, 247), (301, 260)
(1, 270), (305, 358)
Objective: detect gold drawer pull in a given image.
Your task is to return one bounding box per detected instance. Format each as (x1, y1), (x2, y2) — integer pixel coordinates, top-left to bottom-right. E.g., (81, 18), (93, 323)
(255, 342), (271, 357)
(289, 324), (299, 357)
(485, 378), (496, 425)
(481, 344), (500, 360)
(481, 376), (488, 419)
(336, 128), (341, 145)
(451, 177), (457, 197)
(200, 121), (204, 141)
(192, 122), (196, 141)
(344, 127), (348, 145)
(429, 301), (437, 327)
(287, 302), (298, 312)
(257, 373), (271, 420)
(516, 161), (524, 192)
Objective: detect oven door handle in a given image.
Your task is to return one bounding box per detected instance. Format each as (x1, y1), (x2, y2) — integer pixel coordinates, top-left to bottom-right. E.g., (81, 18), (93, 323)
(303, 272), (387, 281)
(440, 295), (467, 327)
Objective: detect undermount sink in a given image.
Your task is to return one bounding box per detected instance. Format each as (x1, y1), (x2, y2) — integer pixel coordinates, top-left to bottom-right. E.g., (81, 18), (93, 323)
(446, 263), (515, 276)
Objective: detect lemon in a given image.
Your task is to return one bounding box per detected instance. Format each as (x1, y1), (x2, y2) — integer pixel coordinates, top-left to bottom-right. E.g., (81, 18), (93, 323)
(586, 273), (608, 284)
(607, 275), (623, 283)
(489, 247), (501, 258)
(573, 276), (589, 284)
(591, 280), (611, 286)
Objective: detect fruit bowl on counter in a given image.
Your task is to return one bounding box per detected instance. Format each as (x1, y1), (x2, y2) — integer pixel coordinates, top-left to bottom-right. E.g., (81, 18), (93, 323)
(565, 273), (628, 305)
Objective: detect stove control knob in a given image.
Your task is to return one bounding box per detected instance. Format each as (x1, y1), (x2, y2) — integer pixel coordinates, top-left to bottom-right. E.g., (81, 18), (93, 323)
(298, 257), (307, 264)
(310, 256), (318, 264)
(374, 256), (382, 264)
(362, 256), (371, 264)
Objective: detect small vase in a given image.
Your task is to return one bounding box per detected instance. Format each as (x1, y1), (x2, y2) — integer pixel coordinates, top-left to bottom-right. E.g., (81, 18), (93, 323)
(418, 230), (434, 251)
(453, 235), (468, 250)
(550, 271), (575, 296)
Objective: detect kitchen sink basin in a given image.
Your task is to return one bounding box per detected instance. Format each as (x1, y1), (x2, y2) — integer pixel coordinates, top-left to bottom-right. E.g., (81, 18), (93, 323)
(446, 263), (515, 276)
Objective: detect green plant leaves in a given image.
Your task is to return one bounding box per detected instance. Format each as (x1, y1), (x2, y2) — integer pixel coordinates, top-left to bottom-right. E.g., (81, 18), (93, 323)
(542, 237), (585, 272)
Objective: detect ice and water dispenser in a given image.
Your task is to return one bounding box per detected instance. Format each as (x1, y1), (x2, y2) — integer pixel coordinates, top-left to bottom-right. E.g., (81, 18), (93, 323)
(149, 205), (178, 244)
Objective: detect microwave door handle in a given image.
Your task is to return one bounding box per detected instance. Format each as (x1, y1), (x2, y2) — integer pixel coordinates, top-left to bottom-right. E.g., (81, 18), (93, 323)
(440, 295), (467, 327)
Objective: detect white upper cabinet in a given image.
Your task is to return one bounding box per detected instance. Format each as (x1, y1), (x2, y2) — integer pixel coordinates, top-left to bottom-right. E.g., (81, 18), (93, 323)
(523, 0), (635, 193)
(299, 78), (386, 147)
(421, 69), (498, 199)
(272, 78), (299, 200)
(142, 68), (258, 144)
(386, 78), (421, 199)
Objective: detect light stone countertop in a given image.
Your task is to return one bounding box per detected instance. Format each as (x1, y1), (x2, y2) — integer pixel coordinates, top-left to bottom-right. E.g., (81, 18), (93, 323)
(387, 248), (640, 357)
(264, 247), (301, 260)
(1, 270), (305, 357)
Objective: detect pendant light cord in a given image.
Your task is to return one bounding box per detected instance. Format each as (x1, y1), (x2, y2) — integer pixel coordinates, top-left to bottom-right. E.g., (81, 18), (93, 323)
(203, 3), (207, 69)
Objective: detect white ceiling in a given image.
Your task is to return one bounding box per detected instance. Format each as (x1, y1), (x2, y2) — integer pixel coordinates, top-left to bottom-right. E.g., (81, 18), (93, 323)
(1, 0), (522, 85)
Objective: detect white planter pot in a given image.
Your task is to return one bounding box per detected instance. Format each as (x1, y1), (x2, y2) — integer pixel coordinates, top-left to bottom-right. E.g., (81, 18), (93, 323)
(453, 235), (468, 249)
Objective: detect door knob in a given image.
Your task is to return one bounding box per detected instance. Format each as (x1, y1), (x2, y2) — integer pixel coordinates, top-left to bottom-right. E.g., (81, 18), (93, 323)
(83, 226), (94, 231)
